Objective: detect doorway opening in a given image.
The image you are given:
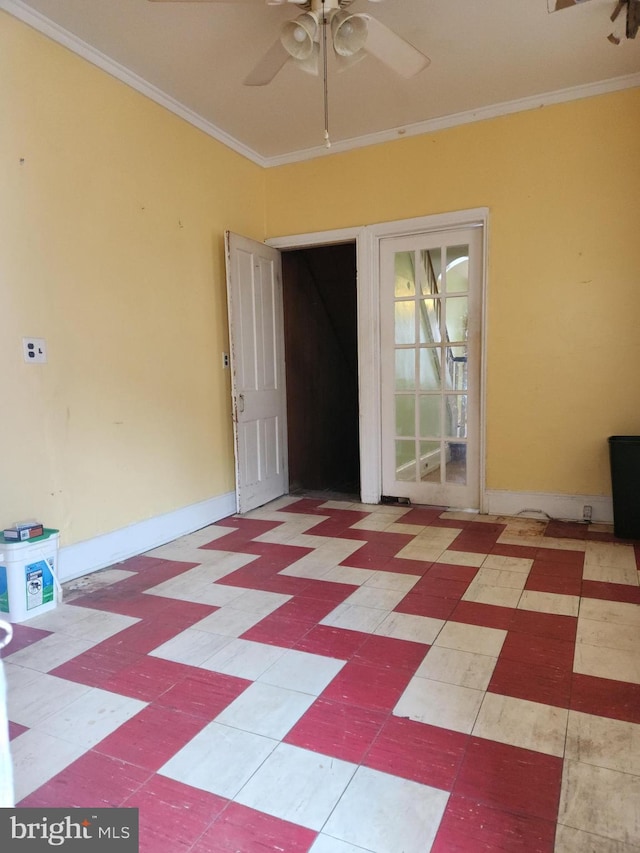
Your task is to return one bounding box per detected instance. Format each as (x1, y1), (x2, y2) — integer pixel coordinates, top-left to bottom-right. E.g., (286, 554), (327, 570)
(282, 242), (360, 500)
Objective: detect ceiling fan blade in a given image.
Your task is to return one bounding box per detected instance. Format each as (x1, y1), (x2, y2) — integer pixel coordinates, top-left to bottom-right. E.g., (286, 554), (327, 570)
(547, 0), (593, 11)
(148, 1), (264, 4)
(362, 15), (430, 78)
(243, 37), (290, 85)
(147, 1), (305, 4)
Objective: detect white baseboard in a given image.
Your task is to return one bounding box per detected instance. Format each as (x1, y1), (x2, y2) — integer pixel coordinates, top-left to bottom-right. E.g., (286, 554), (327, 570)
(56, 488), (613, 585)
(58, 492), (236, 583)
(484, 490), (613, 524)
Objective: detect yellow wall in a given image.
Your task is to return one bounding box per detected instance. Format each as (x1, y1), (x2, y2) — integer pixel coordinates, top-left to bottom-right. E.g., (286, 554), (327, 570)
(0, 12), (266, 545)
(266, 89), (640, 496)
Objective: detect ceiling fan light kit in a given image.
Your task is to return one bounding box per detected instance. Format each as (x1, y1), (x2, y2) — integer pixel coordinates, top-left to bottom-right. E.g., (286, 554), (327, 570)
(332, 11), (368, 57)
(281, 12), (318, 59)
(147, 0), (636, 150)
(240, 0), (430, 147)
(276, 1), (426, 78)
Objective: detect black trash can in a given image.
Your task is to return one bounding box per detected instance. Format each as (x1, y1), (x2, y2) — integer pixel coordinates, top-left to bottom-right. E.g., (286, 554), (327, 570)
(608, 436), (640, 539)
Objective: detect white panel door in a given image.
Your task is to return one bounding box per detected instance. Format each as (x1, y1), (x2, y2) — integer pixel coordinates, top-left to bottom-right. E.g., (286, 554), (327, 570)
(225, 232), (287, 513)
(380, 226), (483, 509)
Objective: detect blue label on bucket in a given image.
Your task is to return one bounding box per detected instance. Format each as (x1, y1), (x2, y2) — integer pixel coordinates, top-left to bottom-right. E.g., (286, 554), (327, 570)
(25, 559), (54, 610)
(0, 567), (8, 613)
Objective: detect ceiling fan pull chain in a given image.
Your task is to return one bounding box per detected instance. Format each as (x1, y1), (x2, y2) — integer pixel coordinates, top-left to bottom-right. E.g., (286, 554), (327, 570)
(322, 0), (331, 148)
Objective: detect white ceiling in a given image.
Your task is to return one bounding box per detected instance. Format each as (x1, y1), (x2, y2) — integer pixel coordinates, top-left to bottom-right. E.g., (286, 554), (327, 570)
(4, 0), (640, 164)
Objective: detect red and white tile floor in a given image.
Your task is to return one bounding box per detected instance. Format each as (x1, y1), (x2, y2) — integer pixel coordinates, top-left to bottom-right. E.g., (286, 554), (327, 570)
(4, 497), (640, 852)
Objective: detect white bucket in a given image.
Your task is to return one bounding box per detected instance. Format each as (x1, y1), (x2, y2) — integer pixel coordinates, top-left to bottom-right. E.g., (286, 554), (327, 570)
(0, 529), (60, 623)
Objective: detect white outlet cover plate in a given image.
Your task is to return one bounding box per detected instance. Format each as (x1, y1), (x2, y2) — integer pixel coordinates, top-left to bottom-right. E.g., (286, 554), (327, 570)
(23, 337), (47, 363)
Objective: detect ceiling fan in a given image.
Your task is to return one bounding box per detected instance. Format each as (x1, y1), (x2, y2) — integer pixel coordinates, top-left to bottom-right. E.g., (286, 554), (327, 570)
(548, 0), (597, 9)
(548, 0), (639, 42)
(148, 0), (431, 86)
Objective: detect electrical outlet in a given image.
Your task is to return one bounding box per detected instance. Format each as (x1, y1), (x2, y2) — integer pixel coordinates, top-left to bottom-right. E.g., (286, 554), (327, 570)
(23, 337), (47, 364)
(583, 505), (593, 523)
(222, 353), (230, 369)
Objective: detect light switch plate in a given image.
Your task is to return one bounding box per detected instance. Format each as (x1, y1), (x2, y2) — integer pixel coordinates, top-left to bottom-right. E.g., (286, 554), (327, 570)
(23, 337), (47, 363)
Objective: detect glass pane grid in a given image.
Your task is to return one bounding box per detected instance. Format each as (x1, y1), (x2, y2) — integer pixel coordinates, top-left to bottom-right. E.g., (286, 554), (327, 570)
(444, 245), (470, 295)
(394, 301), (416, 345)
(393, 242), (472, 488)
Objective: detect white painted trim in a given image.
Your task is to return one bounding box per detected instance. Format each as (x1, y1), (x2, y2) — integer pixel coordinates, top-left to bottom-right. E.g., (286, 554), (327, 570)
(268, 228), (363, 250)
(484, 490), (613, 524)
(366, 209), (490, 240)
(3, 0), (638, 168)
(0, 0), (267, 167)
(58, 492), (236, 583)
(262, 73), (640, 167)
(358, 228), (382, 505)
(478, 217), (491, 514)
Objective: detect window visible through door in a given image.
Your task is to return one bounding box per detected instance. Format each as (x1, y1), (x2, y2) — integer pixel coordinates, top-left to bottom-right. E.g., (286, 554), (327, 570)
(381, 226), (483, 509)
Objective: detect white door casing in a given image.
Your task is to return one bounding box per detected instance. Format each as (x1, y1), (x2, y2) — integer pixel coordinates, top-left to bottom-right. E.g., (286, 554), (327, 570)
(225, 232), (287, 513)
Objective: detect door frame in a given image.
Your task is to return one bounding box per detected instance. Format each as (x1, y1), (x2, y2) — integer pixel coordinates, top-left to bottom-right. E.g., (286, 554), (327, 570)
(267, 207), (489, 510)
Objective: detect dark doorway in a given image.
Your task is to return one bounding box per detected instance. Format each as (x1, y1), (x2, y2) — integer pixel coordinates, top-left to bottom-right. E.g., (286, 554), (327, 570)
(282, 242), (360, 499)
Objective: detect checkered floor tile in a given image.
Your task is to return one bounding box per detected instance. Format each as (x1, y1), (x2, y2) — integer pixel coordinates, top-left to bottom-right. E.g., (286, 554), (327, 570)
(4, 496), (640, 851)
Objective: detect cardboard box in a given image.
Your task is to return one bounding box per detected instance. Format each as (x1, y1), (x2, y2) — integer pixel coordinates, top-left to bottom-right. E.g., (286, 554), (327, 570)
(3, 523), (44, 542)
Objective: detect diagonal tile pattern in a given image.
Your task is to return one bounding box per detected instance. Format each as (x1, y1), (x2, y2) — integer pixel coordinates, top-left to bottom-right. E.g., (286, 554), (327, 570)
(3, 496), (640, 851)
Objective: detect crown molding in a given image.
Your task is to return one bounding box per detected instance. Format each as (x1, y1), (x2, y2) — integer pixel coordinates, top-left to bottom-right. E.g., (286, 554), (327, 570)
(0, 0), (269, 167)
(263, 71), (640, 166)
(3, 0), (639, 170)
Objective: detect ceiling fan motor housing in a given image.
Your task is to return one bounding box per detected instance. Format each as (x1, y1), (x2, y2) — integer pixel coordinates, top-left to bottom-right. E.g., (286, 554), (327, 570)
(300, 0), (364, 13)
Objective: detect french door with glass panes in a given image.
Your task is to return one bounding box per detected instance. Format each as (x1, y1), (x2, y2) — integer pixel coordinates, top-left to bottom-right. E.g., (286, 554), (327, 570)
(380, 226), (483, 508)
